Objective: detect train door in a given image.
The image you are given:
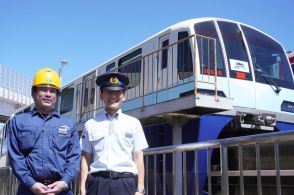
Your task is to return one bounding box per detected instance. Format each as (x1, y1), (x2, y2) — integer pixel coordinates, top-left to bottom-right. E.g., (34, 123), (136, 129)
(217, 21), (255, 108)
(77, 71), (96, 123)
(194, 21), (230, 99)
(157, 34), (172, 90)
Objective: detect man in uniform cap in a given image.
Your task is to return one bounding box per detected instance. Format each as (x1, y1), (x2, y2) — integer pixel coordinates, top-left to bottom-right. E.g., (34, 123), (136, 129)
(80, 72), (148, 195)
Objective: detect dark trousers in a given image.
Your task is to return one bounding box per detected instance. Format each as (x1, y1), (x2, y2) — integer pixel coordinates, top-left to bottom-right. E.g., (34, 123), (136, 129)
(17, 183), (74, 195)
(86, 174), (136, 195)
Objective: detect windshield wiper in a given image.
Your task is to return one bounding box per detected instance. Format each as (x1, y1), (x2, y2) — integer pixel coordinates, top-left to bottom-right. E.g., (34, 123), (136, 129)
(255, 65), (281, 94)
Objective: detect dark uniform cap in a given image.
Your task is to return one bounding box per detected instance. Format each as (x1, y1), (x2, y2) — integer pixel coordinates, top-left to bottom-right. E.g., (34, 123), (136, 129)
(96, 72), (129, 91)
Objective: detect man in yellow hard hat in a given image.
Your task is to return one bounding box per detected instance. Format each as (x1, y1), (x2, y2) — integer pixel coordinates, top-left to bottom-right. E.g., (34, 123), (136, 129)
(8, 68), (80, 195)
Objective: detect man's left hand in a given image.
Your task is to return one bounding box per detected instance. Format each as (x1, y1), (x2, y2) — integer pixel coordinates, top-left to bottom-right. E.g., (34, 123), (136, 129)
(46, 181), (68, 194)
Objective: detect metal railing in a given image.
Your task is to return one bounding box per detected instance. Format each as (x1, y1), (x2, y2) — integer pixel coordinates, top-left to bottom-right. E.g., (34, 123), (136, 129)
(0, 167), (18, 195)
(0, 64), (33, 106)
(144, 130), (294, 195)
(1, 130), (294, 195)
(0, 167), (80, 195)
(76, 34), (219, 122)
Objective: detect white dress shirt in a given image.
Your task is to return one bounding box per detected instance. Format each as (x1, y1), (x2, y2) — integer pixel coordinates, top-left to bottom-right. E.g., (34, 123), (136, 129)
(81, 109), (148, 174)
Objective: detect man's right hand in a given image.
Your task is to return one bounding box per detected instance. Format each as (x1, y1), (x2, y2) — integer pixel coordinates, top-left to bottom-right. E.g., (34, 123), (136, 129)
(31, 182), (49, 195)
(79, 187), (86, 195)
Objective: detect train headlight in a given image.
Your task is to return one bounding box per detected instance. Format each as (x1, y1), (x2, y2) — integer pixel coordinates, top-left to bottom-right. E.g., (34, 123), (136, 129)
(264, 115), (276, 126)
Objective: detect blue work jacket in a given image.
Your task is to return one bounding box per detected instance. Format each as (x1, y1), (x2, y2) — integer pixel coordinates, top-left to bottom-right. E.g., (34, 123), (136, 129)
(8, 108), (81, 189)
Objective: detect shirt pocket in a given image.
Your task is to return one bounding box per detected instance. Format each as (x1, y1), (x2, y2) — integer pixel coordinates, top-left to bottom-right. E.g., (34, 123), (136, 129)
(115, 130), (133, 148)
(89, 131), (105, 155)
(53, 127), (71, 151)
(20, 127), (36, 154)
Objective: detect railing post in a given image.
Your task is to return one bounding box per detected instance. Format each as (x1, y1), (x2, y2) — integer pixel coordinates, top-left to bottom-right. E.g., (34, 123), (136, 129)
(238, 145), (244, 195)
(154, 154), (157, 195)
(195, 150), (199, 195)
(207, 147), (212, 194)
(193, 35), (198, 98)
(256, 143), (262, 195)
(142, 56), (145, 107)
(274, 141), (281, 195)
(145, 155), (149, 195)
(220, 145), (229, 195)
(163, 154), (166, 195)
(213, 39), (218, 102)
(183, 151), (187, 195)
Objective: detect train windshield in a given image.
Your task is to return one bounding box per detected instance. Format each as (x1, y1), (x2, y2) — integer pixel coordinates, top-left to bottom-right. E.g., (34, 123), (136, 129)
(241, 25), (294, 89)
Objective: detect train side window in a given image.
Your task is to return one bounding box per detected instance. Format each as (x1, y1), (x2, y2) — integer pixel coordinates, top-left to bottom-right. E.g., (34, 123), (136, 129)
(106, 62), (115, 72)
(161, 39), (169, 69)
(218, 21), (252, 80)
(194, 21), (226, 77)
(177, 31), (193, 80)
(23, 106), (31, 113)
(60, 87), (74, 114)
(118, 49), (142, 88)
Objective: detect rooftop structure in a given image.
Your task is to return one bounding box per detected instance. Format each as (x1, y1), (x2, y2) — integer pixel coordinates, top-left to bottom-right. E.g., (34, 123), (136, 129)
(0, 64), (33, 122)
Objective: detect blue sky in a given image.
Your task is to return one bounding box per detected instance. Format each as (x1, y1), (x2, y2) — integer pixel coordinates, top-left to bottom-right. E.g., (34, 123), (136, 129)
(1, 0), (294, 85)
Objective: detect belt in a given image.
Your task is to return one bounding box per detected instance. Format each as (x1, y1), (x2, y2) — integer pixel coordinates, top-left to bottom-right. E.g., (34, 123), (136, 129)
(36, 179), (57, 185)
(91, 171), (135, 179)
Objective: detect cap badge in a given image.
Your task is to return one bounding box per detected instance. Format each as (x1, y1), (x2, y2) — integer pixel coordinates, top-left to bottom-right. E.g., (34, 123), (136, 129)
(109, 77), (119, 85)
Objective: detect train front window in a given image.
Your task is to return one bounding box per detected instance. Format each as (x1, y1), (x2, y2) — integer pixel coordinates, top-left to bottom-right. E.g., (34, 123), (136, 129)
(242, 25), (294, 89)
(218, 21), (252, 81)
(194, 21), (226, 77)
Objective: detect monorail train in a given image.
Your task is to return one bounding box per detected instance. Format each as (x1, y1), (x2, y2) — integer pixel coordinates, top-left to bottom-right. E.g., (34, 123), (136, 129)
(1, 17), (294, 195)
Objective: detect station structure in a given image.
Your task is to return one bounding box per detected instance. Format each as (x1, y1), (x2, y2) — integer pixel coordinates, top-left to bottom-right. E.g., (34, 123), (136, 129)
(0, 64), (33, 124)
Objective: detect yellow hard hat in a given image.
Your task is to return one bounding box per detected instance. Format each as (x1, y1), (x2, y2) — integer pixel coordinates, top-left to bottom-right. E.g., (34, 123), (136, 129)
(32, 68), (61, 89)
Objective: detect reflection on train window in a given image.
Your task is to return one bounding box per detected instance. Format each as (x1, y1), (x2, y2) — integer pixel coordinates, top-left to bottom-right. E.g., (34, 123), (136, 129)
(60, 87), (74, 114)
(177, 31), (193, 80)
(161, 39), (169, 69)
(118, 49), (142, 88)
(0, 123), (4, 155)
(106, 62), (115, 72)
(242, 25), (294, 89)
(83, 79), (89, 107)
(90, 75), (95, 104)
(194, 21), (226, 77)
(218, 21), (252, 80)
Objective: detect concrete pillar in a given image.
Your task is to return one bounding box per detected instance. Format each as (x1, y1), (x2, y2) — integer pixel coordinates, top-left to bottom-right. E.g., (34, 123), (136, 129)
(163, 115), (191, 195)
